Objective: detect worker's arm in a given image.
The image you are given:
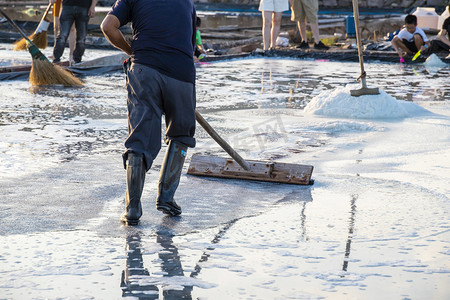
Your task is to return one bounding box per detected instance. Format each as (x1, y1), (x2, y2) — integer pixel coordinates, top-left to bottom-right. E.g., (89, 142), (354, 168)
(438, 29), (450, 48)
(391, 36), (406, 57)
(89, 0), (97, 18)
(419, 40), (431, 52)
(101, 14), (132, 56)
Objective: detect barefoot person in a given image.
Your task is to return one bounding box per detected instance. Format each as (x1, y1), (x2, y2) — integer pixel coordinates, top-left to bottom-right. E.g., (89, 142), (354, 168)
(259, 0), (289, 50)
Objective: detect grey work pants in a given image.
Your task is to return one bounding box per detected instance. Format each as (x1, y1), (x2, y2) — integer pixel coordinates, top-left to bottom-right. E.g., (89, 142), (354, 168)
(124, 63), (196, 171)
(53, 5), (89, 63)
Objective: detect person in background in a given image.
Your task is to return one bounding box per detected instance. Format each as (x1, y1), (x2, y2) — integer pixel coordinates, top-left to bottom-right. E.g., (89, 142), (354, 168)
(194, 16), (206, 62)
(259, 0), (289, 51)
(51, 0), (76, 65)
(101, 0), (197, 224)
(391, 14), (430, 59)
(290, 0), (329, 49)
(436, 6), (450, 53)
(50, 0), (97, 64)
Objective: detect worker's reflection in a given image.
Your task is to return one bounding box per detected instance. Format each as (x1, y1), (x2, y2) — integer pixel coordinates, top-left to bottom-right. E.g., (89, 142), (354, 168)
(121, 220), (193, 299)
(121, 229), (158, 299)
(158, 217), (193, 299)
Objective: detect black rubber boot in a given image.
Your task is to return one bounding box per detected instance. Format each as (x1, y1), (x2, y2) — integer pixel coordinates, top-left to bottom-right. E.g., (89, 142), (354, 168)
(121, 153), (146, 225)
(156, 141), (187, 216)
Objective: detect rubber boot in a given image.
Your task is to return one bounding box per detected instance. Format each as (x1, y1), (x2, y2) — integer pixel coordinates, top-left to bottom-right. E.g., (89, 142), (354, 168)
(156, 141), (187, 216)
(121, 153), (146, 225)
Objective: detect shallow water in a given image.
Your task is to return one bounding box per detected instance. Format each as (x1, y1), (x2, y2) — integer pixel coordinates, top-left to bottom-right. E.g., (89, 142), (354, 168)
(1, 49), (448, 176)
(0, 46), (449, 299)
(197, 57), (450, 110)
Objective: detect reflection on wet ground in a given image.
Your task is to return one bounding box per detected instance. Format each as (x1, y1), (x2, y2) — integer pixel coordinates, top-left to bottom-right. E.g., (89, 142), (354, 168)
(121, 226), (194, 299)
(342, 194), (358, 273)
(119, 189), (313, 297)
(120, 220), (232, 298)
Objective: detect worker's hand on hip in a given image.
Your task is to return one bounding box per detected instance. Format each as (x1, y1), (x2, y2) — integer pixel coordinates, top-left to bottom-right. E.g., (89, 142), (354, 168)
(123, 57), (131, 74)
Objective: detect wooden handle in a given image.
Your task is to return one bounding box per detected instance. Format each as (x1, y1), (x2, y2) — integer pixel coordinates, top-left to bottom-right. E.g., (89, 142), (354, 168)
(43, 3), (53, 18)
(195, 110), (251, 171)
(352, 0), (365, 77)
(41, 3), (53, 21)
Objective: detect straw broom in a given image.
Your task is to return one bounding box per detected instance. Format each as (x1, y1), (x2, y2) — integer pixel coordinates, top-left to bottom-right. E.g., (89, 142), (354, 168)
(1, 9), (83, 87)
(14, 3), (53, 51)
(28, 44), (83, 86)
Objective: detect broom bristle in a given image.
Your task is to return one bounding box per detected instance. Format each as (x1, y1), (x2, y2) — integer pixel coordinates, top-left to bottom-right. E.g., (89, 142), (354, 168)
(31, 32), (47, 49)
(13, 34), (35, 51)
(30, 59), (83, 86)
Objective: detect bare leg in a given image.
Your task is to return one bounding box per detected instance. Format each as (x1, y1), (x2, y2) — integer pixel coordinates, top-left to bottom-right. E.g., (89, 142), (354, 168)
(262, 11), (272, 50)
(392, 38), (412, 56)
(413, 33), (424, 52)
(53, 16), (76, 64)
(68, 24), (76, 64)
(53, 16), (61, 36)
(270, 12), (282, 49)
(297, 20), (307, 42)
(310, 22), (321, 44)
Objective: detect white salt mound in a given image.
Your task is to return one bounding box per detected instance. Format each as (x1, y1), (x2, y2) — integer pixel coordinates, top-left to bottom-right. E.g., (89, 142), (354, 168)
(304, 84), (428, 119)
(424, 54), (447, 68)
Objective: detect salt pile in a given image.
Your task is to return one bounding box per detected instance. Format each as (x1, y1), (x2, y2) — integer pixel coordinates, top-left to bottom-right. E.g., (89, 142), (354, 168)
(424, 54), (447, 68)
(304, 84), (428, 119)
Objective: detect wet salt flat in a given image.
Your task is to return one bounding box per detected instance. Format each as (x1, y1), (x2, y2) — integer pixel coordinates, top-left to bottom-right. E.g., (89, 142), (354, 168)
(0, 44), (449, 299)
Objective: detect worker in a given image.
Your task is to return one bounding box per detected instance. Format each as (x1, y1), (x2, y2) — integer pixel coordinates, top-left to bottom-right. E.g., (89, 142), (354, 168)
(51, 0), (76, 65)
(50, 0), (97, 64)
(101, 0), (197, 225)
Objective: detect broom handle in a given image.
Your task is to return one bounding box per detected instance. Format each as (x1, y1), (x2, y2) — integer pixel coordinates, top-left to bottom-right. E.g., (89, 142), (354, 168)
(0, 9), (33, 43)
(42, 3), (53, 21)
(352, 0), (366, 83)
(195, 110), (251, 171)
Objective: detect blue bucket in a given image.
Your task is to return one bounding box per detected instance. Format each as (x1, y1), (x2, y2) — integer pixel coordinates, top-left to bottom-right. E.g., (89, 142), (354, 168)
(346, 16), (356, 38)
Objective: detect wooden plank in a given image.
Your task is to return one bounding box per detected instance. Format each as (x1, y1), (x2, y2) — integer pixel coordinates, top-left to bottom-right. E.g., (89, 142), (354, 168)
(187, 154), (314, 185)
(0, 61), (70, 74)
(222, 159), (273, 178)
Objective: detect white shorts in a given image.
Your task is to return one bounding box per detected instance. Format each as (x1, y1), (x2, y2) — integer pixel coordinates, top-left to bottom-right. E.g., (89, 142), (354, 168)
(259, 0), (289, 13)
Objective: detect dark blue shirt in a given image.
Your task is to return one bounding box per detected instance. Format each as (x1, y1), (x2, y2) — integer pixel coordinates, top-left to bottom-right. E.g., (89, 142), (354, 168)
(63, 0), (92, 8)
(109, 0), (196, 84)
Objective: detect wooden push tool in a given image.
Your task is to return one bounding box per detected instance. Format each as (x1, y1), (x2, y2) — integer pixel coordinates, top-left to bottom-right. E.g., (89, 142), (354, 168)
(349, 0), (379, 97)
(188, 111), (314, 185)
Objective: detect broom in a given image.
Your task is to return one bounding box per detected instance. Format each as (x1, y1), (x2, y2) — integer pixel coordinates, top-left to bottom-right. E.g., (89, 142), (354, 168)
(0, 9), (83, 86)
(14, 3), (53, 51)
